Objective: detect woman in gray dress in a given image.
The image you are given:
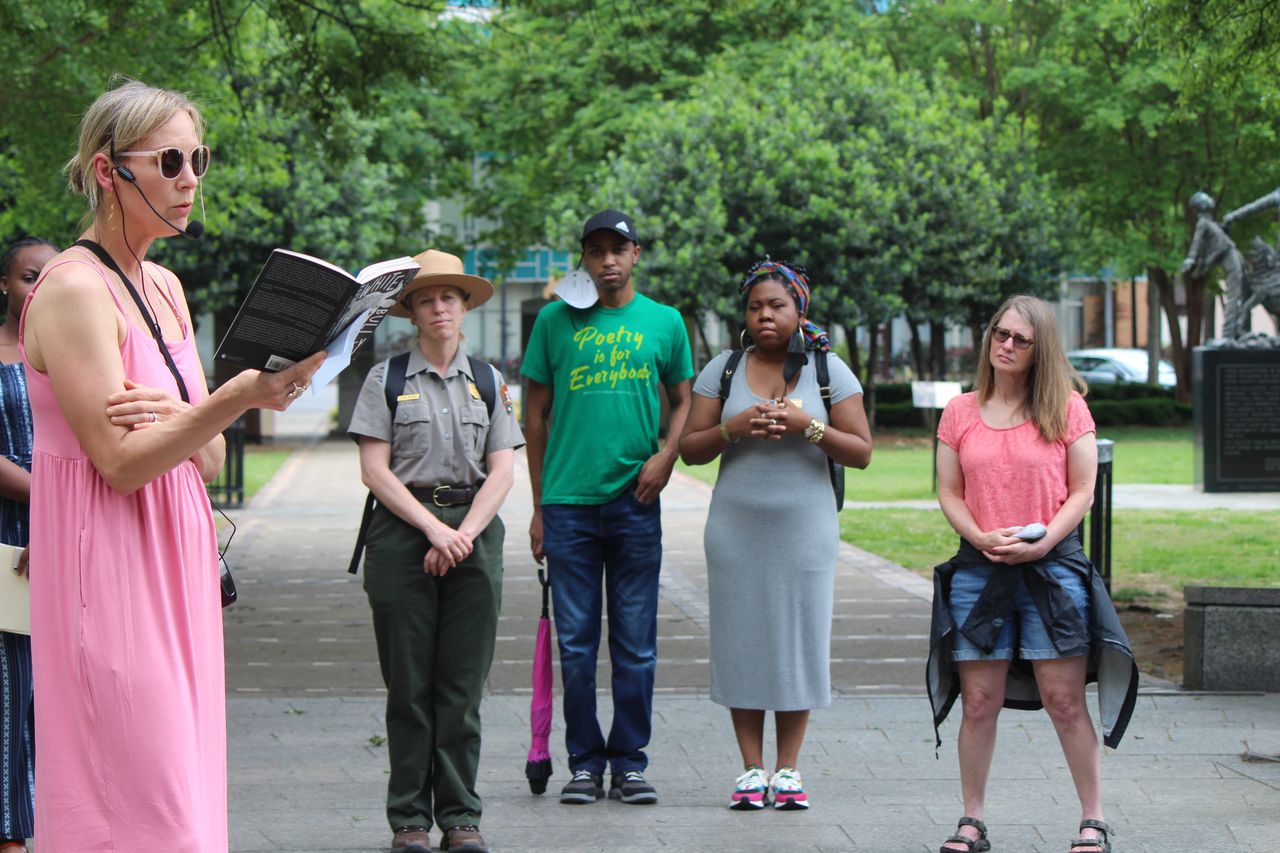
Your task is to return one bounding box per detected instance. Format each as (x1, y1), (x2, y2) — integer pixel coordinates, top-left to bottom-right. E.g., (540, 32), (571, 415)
(679, 260), (872, 811)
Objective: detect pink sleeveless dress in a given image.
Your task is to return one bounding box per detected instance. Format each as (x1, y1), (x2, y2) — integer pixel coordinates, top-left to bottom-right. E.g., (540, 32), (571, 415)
(20, 256), (226, 852)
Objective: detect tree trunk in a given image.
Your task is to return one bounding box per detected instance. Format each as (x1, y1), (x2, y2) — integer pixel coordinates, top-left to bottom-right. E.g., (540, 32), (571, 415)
(905, 313), (926, 379)
(844, 323), (863, 378)
(931, 320), (947, 379)
(1150, 265), (1190, 404)
(863, 322), (880, 428)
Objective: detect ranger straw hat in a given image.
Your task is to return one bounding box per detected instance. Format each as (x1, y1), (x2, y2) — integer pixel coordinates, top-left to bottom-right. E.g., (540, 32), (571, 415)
(389, 249), (494, 316)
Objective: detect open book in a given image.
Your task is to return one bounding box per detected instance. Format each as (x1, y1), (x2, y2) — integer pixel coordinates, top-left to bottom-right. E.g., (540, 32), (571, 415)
(214, 250), (421, 384)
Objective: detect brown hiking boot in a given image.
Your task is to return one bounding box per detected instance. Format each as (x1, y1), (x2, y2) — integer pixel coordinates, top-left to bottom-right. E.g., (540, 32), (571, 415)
(441, 824), (489, 852)
(391, 824), (432, 851)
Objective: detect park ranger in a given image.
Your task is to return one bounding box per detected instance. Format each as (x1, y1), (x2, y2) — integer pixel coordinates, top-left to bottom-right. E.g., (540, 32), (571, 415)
(349, 249), (523, 853)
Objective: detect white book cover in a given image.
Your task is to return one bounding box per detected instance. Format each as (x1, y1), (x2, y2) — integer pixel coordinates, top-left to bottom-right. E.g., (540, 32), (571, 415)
(0, 543), (29, 635)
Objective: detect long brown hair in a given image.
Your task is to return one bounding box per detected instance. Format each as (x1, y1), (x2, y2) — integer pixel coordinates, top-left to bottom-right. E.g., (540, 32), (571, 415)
(973, 294), (1086, 443)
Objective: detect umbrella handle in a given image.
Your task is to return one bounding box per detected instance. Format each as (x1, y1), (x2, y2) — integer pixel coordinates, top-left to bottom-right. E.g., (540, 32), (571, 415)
(538, 567), (550, 615)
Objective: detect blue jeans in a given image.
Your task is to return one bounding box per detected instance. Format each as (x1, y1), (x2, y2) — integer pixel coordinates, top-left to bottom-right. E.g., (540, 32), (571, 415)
(542, 487), (662, 776)
(949, 560), (1090, 661)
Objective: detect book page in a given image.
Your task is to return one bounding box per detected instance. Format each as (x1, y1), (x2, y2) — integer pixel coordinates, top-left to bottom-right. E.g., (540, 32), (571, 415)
(307, 307), (376, 393)
(357, 256), (418, 283)
(328, 262), (420, 356)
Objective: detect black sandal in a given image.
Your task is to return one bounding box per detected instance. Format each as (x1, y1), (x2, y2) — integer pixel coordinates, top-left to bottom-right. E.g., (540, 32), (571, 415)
(940, 816), (991, 852)
(1069, 819), (1113, 853)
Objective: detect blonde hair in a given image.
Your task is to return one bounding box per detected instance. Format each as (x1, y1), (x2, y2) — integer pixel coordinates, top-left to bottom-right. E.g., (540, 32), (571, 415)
(973, 294), (1087, 443)
(63, 76), (205, 215)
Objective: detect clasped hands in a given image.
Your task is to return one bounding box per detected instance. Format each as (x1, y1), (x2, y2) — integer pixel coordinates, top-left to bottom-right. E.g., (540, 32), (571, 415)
(725, 398), (802, 442)
(423, 524), (475, 577)
(976, 527), (1050, 565)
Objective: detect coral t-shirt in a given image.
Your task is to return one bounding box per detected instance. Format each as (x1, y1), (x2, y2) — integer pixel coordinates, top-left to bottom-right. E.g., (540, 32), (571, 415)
(936, 391), (1095, 533)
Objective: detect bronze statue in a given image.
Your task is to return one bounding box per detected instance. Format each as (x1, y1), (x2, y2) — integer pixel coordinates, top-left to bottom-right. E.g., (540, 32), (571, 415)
(1183, 190), (1280, 347)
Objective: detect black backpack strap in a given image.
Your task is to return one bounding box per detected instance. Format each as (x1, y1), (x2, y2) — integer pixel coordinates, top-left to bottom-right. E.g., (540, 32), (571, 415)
(815, 349), (833, 415)
(719, 349), (745, 400)
(813, 349), (844, 510)
(468, 355), (498, 417)
(349, 352), (412, 575)
(383, 351), (412, 418)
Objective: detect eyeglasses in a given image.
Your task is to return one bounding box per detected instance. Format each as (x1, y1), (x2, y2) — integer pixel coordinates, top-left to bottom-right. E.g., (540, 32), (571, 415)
(116, 145), (211, 180)
(991, 325), (1035, 350)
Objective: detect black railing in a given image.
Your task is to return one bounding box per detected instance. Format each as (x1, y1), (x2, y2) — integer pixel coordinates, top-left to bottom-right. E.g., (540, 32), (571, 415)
(1078, 439), (1114, 592)
(207, 416), (246, 509)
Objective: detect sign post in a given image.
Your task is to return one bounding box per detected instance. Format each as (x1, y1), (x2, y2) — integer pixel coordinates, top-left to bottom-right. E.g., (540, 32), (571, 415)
(911, 381), (964, 492)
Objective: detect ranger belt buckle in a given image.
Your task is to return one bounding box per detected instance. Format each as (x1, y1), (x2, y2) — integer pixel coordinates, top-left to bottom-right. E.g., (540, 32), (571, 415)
(432, 484), (463, 506)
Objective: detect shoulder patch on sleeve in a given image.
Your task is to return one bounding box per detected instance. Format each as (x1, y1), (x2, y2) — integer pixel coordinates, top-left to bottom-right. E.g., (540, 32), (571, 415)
(500, 382), (514, 414)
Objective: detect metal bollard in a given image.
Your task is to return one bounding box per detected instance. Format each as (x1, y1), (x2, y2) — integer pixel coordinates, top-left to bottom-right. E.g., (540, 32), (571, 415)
(207, 416), (247, 508)
(1077, 439), (1114, 592)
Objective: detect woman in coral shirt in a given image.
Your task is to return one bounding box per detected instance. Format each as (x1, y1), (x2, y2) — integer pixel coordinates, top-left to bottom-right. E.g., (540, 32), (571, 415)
(929, 295), (1134, 853)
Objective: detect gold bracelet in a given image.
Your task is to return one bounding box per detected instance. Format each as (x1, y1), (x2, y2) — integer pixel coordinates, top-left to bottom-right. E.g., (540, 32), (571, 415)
(719, 421), (736, 444)
(803, 418), (825, 444)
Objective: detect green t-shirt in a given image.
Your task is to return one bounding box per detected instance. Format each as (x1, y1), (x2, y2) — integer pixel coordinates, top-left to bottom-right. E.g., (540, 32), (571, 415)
(522, 292), (694, 505)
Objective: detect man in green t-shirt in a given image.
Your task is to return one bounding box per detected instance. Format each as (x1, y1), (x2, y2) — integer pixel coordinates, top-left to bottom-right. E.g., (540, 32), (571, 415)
(522, 209), (693, 806)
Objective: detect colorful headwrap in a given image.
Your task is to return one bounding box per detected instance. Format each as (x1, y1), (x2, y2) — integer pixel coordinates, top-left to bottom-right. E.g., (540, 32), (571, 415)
(739, 259), (831, 351)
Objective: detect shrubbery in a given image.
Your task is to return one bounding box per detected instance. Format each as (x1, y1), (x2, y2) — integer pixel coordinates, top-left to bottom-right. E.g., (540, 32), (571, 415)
(867, 381), (1190, 428)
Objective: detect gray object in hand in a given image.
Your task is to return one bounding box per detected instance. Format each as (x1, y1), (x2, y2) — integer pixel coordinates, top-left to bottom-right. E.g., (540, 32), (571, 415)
(1014, 523), (1047, 541)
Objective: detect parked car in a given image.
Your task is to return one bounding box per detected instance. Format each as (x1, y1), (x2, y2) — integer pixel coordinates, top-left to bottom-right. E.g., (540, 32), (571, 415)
(1066, 348), (1177, 388)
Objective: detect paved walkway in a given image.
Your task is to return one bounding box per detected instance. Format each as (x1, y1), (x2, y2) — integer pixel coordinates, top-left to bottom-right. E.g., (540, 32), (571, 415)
(219, 389), (1280, 852)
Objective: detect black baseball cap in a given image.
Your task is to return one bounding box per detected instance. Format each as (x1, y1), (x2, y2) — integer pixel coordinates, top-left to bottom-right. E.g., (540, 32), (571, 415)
(580, 209), (639, 245)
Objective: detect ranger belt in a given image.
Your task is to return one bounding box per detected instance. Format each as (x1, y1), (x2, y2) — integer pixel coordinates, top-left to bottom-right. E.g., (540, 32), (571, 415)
(410, 484), (480, 506)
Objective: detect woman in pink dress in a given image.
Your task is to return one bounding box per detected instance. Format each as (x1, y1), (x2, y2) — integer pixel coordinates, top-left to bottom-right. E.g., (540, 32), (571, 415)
(20, 79), (323, 852)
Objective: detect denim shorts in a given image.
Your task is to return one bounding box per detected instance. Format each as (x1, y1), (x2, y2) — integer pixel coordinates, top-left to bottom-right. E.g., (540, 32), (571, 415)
(949, 560), (1090, 661)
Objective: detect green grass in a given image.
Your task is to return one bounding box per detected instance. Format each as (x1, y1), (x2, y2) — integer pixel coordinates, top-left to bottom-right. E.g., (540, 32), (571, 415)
(678, 425), (1196, 501)
(243, 448), (292, 502)
(1098, 426), (1193, 485)
(839, 507), (1280, 605)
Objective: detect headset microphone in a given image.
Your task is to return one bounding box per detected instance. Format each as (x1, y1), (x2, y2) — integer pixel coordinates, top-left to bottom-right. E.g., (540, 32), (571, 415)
(109, 132), (204, 239)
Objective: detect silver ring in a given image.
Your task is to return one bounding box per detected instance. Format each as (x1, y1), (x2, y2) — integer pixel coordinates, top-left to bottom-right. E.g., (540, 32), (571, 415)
(148, 411), (158, 423)
(770, 418), (777, 425)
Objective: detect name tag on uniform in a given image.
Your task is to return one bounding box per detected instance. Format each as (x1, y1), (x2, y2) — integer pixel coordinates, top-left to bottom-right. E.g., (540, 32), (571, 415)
(396, 393), (420, 402)
(467, 382), (482, 400)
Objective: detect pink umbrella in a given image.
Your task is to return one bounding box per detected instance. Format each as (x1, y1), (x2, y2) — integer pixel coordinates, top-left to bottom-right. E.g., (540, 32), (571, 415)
(525, 568), (554, 794)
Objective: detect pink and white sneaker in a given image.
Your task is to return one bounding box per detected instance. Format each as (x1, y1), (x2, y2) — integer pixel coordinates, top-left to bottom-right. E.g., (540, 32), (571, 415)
(728, 766), (770, 810)
(770, 766), (809, 810)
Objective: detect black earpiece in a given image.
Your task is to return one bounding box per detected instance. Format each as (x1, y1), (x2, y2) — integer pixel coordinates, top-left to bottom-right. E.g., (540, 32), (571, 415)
(108, 127), (136, 183)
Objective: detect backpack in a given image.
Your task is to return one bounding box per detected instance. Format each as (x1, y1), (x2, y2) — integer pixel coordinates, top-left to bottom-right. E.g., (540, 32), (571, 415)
(347, 352), (498, 574)
(718, 348), (845, 511)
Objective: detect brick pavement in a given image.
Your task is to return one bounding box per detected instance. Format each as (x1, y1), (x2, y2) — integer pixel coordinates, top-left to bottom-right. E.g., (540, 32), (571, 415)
(220, 392), (1280, 852)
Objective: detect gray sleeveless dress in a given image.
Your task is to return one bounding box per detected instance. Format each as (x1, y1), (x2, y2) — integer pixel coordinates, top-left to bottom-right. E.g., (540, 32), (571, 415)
(692, 349), (862, 710)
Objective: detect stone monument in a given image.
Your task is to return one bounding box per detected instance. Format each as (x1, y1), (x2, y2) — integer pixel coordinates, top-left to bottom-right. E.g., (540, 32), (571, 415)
(1184, 191), (1280, 491)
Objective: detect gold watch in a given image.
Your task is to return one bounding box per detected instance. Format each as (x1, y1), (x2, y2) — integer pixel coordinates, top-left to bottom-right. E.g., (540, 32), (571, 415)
(803, 418), (825, 444)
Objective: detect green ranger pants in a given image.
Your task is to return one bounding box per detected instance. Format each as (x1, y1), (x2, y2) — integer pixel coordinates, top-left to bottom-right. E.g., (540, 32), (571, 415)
(363, 501), (504, 832)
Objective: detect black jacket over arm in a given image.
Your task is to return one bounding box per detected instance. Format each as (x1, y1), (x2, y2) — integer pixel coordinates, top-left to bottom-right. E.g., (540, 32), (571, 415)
(926, 534), (1139, 751)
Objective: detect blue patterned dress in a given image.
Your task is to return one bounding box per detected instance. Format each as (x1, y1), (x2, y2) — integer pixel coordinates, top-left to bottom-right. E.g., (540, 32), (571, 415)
(0, 360), (33, 841)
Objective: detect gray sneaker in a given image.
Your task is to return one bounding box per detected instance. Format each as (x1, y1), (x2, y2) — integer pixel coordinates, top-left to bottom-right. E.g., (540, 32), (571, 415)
(560, 769), (605, 804)
(608, 770), (658, 804)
